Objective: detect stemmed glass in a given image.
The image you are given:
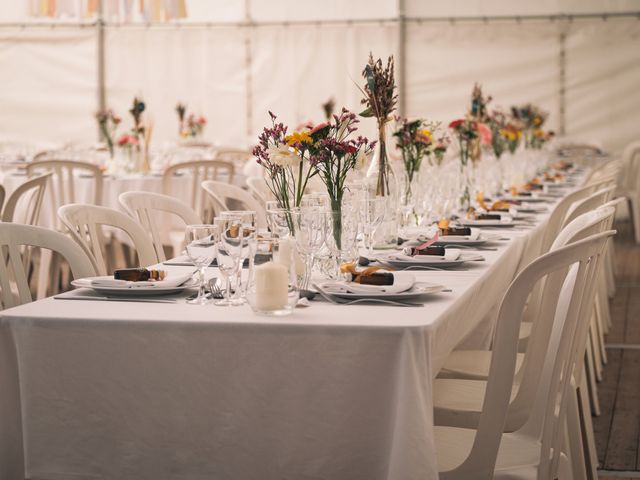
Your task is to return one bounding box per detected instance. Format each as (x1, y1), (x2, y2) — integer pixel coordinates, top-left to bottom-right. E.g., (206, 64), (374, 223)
(184, 224), (218, 305)
(214, 215), (244, 306)
(291, 208), (326, 290)
(360, 193), (385, 256)
(221, 210), (257, 305)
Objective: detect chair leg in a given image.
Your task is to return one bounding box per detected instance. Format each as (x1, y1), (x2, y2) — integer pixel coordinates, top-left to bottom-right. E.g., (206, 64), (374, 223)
(605, 246), (615, 301)
(590, 322), (603, 382)
(578, 376), (599, 480)
(629, 196), (640, 244)
(49, 252), (62, 295)
(566, 389), (588, 480)
(585, 346), (601, 416)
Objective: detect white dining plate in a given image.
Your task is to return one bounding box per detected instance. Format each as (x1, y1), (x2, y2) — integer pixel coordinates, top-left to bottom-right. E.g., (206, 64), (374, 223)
(383, 251), (484, 268)
(500, 195), (550, 203)
(434, 231), (503, 246)
(320, 271), (415, 294)
(317, 281), (446, 301)
(71, 276), (197, 296)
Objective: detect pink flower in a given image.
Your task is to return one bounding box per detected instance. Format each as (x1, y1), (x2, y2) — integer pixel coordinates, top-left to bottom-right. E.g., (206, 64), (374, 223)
(310, 122), (329, 135)
(476, 122), (492, 145)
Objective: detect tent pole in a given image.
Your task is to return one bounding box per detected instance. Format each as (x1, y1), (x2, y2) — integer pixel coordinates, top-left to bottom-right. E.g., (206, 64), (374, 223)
(97, 0), (106, 139)
(558, 27), (567, 136)
(244, 0), (253, 143)
(398, 0), (407, 118)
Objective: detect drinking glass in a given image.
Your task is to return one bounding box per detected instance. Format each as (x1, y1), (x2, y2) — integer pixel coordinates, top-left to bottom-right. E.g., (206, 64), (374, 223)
(360, 193), (385, 256)
(184, 224), (218, 305)
(214, 215), (244, 306)
(291, 208), (326, 290)
(266, 202), (295, 237)
(221, 210), (257, 304)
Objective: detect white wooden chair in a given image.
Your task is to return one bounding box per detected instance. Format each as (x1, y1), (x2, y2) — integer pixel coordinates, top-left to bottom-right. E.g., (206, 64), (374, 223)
(1, 173), (50, 224)
(163, 159), (235, 222)
(562, 186), (615, 229)
(246, 176), (275, 205)
(25, 159), (104, 297)
(0, 223), (95, 309)
(436, 208), (616, 479)
(434, 231), (613, 479)
(57, 204), (158, 276)
(201, 180), (267, 229)
(119, 191), (201, 262)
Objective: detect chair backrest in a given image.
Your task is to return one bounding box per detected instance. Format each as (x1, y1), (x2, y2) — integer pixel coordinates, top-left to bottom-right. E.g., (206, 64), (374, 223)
(162, 159), (235, 221)
(453, 232), (613, 479)
(585, 159), (620, 186)
(246, 176), (275, 205)
(119, 191), (201, 262)
(562, 186), (615, 228)
(58, 203), (158, 276)
(201, 180), (267, 229)
(1, 173), (51, 225)
(509, 207), (615, 425)
(0, 223), (96, 309)
(25, 159), (104, 230)
(213, 148), (252, 164)
(540, 183), (597, 254)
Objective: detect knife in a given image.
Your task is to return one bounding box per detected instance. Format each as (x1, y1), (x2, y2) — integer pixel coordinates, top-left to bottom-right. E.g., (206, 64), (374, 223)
(54, 295), (178, 304)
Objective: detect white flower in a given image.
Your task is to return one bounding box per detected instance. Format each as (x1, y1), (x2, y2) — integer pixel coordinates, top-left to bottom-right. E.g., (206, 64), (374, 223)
(268, 145), (301, 167)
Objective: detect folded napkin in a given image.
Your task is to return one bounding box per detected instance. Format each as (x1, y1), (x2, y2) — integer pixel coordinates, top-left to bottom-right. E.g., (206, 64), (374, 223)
(87, 272), (193, 289)
(441, 228), (481, 241)
(321, 272), (415, 294)
(391, 248), (461, 262)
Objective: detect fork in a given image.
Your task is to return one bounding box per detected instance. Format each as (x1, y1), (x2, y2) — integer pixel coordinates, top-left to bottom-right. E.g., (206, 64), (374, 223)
(208, 277), (223, 299)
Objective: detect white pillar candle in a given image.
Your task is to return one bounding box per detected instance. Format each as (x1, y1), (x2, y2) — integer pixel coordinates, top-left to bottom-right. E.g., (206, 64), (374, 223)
(275, 237), (305, 276)
(254, 261), (288, 311)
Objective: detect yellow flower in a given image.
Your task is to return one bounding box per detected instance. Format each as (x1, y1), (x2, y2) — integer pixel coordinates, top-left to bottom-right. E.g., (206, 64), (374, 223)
(500, 129), (516, 141)
(285, 131), (312, 146)
(533, 116), (542, 126)
(533, 128), (544, 138)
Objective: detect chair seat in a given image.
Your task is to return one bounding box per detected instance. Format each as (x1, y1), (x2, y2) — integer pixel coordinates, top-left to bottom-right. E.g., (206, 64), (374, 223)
(434, 378), (519, 430)
(436, 426), (540, 478)
(438, 350), (525, 380)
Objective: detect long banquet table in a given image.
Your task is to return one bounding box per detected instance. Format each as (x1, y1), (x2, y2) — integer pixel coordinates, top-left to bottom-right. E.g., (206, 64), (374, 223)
(0, 176), (583, 480)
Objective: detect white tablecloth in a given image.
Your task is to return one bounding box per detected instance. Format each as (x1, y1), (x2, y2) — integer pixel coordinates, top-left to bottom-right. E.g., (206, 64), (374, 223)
(0, 180), (584, 480)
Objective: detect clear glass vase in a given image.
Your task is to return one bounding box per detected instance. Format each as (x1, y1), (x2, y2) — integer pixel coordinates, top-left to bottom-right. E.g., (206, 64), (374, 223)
(365, 122), (399, 248)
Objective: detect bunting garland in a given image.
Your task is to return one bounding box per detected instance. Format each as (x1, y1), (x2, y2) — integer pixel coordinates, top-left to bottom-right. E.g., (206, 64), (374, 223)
(29, 0), (188, 21)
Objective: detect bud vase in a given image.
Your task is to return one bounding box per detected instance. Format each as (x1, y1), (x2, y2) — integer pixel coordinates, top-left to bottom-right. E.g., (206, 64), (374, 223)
(365, 122), (398, 248)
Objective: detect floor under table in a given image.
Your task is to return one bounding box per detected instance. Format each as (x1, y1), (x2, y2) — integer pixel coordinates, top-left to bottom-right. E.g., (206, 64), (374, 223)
(595, 220), (640, 479)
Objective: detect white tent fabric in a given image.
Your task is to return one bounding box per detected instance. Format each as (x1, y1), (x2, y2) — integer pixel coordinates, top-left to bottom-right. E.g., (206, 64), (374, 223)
(0, 1), (639, 153)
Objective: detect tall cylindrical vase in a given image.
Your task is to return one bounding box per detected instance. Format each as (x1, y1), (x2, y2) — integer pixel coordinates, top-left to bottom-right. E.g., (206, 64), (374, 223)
(366, 122), (398, 248)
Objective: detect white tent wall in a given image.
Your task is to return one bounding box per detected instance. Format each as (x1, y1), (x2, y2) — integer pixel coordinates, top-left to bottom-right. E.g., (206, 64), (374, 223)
(0, 27), (97, 145)
(104, 26), (248, 147)
(405, 21), (562, 132)
(0, 1), (639, 154)
(564, 19), (640, 152)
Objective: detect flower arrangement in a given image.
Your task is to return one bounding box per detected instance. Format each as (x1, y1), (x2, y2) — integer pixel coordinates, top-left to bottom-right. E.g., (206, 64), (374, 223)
(470, 83), (492, 122)
(117, 134), (139, 148)
(501, 123), (523, 154)
(530, 128), (555, 149)
(511, 104), (548, 148)
(360, 53), (398, 197)
(252, 111), (314, 212)
(95, 109), (121, 158)
(449, 118), (479, 167)
(304, 108), (375, 248)
(393, 117), (432, 191)
(176, 102), (207, 138)
(487, 110), (508, 159)
(129, 97), (146, 142)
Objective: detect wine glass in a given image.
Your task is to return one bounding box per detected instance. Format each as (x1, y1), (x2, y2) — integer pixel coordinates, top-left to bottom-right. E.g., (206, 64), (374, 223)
(184, 224), (218, 305)
(214, 215), (244, 306)
(360, 193), (385, 256)
(291, 208), (326, 290)
(221, 210), (257, 304)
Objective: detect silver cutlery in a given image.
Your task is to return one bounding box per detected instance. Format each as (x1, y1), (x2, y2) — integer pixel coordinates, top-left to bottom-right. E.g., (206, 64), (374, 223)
(54, 295), (178, 304)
